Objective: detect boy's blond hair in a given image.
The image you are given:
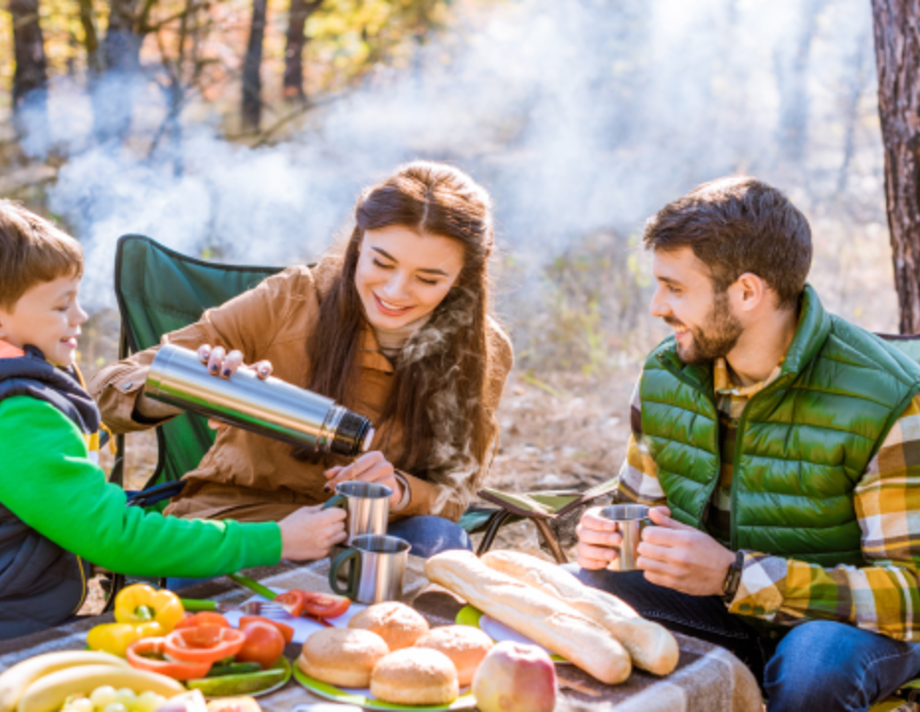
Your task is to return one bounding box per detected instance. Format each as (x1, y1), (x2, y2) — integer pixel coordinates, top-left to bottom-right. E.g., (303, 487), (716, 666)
(0, 201), (83, 312)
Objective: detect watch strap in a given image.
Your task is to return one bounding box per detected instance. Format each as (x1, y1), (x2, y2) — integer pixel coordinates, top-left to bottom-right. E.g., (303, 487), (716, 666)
(722, 550), (745, 604)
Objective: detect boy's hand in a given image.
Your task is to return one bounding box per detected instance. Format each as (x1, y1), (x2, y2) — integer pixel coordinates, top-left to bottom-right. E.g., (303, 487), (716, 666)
(278, 505), (348, 561)
(575, 506), (623, 570)
(198, 344), (272, 380)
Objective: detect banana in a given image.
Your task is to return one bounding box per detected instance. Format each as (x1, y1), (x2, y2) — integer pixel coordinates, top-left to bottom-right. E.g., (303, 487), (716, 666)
(17, 665), (185, 712)
(0, 651), (128, 712)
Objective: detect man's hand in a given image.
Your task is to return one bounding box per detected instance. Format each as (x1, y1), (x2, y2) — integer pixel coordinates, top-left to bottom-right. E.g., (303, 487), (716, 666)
(637, 507), (736, 596)
(575, 506), (623, 570)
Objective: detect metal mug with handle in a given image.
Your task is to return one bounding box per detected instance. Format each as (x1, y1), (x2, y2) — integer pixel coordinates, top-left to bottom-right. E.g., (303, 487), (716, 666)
(328, 534), (411, 604)
(598, 504), (652, 572)
(321, 480), (391, 544)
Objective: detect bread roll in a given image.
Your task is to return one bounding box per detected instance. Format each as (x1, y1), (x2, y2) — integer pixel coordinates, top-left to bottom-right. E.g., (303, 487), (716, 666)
(414, 625), (493, 686)
(370, 648), (459, 705)
(424, 550), (631, 685)
(348, 602), (430, 651)
(298, 628), (389, 688)
(481, 550), (679, 676)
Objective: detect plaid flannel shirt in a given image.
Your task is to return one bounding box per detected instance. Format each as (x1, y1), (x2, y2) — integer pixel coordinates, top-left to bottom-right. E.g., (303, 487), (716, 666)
(617, 358), (920, 641)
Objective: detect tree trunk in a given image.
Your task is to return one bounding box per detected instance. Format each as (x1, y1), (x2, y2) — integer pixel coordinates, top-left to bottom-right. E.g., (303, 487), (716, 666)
(77, 0), (102, 74)
(242, 0), (268, 131)
(9, 0), (48, 110)
(283, 0), (322, 101)
(871, 0), (920, 333)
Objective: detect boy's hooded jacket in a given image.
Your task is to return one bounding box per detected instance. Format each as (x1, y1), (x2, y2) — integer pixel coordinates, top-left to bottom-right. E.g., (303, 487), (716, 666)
(0, 343), (96, 638)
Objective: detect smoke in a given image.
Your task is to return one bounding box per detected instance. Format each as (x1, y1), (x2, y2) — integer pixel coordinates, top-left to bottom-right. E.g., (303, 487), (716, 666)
(13, 0), (884, 325)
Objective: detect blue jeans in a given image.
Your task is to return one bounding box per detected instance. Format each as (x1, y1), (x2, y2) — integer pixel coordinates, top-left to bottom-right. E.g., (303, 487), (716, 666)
(387, 515), (472, 558)
(567, 566), (920, 712)
(168, 515), (470, 591)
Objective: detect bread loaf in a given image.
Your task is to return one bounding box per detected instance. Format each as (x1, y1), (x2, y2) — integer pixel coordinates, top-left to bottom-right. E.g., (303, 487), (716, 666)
(481, 550), (679, 675)
(424, 550), (631, 685)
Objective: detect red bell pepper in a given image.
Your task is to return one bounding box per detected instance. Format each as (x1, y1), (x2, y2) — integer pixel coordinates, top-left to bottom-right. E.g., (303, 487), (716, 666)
(127, 637), (213, 680)
(164, 625), (246, 664)
(175, 612), (230, 630)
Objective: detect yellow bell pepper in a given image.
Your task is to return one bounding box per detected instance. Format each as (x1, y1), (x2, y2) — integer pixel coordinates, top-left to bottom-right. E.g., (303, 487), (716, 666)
(113, 584), (185, 633)
(86, 621), (163, 656)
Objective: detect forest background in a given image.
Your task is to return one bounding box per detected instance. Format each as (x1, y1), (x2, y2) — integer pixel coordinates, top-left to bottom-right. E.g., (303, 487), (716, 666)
(0, 0), (910, 553)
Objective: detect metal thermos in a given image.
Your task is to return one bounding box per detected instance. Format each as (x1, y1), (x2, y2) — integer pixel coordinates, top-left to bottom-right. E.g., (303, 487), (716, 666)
(145, 343), (375, 456)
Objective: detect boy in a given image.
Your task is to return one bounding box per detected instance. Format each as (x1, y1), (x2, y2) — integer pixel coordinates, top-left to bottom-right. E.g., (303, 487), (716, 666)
(0, 201), (347, 640)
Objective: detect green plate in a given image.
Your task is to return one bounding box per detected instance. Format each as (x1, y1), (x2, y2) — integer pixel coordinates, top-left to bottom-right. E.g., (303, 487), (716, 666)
(188, 656), (292, 699)
(293, 664), (476, 710)
(456, 605), (567, 663)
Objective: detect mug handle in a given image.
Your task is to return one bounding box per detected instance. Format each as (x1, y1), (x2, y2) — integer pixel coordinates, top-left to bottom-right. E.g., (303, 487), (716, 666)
(329, 547), (360, 599)
(322, 494), (347, 510)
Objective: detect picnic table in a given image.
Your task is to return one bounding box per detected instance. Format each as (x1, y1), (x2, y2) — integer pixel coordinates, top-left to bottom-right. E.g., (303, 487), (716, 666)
(0, 557), (764, 712)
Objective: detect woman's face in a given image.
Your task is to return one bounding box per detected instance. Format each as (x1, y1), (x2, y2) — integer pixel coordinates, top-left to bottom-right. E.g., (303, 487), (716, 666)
(355, 225), (465, 330)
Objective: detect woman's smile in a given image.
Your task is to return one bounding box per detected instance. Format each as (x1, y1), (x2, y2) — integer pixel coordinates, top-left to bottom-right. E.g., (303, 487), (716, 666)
(373, 292), (415, 317)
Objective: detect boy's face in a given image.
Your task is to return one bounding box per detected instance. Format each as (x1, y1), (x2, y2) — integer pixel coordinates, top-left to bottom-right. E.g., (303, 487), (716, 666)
(0, 275), (88, 367)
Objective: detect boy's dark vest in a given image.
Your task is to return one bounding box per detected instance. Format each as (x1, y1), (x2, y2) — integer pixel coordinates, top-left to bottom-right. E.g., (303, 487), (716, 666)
(640, 285), (920, 567)
(0, 345), (100, 640)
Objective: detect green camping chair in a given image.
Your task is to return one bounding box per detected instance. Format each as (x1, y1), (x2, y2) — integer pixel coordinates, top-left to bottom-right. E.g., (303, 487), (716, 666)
(110, 235), (609, 566)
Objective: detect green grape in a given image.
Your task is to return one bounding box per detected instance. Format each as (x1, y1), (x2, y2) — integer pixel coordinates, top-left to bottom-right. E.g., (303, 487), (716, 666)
(114, 689), (137, 709)
(90, 686), (117, 710)
(71, 698), (94, 712)
(103, 702), (128, 712)
(134, 692), (165, 712)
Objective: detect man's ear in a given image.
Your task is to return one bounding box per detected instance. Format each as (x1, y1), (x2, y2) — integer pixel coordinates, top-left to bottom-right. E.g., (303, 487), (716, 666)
(734, 273), (768, 313)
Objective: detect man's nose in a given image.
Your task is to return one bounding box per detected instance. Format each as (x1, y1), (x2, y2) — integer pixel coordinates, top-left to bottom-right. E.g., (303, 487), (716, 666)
(650, 289), (670, 318)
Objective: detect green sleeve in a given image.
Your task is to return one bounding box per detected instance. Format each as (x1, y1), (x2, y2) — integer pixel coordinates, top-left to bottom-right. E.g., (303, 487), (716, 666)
(0, 397), (282, 577)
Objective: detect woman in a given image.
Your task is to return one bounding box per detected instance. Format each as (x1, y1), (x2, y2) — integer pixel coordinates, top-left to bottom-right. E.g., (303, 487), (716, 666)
(90, 161), (513, 559)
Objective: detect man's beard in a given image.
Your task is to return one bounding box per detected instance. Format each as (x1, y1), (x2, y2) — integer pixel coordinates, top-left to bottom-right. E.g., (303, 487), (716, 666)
(668, 291), (743, 365)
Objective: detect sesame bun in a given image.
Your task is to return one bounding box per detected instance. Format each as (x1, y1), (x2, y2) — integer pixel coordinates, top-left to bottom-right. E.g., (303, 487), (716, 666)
(348, 602), (430, 651)
(370, 648), (459, 706)
(298, 628), (389, 688)
(413, 625), (493, 686)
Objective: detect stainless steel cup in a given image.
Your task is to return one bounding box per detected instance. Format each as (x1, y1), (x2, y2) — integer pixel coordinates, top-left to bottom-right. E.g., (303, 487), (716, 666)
(598, 504), (651, 572)
(322, 480), (391, 544)
(328, 534), (411, 604)
(145, 343), (375, 456)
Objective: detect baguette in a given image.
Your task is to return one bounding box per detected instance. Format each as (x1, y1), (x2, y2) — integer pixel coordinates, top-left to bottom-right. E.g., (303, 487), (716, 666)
(424, 550), (631, 685)
(481, 550), (679, 676)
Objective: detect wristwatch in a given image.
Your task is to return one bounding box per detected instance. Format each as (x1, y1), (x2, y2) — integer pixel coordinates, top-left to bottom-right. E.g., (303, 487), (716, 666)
(721, 551), (745, 604)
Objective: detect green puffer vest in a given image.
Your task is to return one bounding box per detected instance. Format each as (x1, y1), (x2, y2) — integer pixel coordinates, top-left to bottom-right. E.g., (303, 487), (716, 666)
(640, 285), (920, 567)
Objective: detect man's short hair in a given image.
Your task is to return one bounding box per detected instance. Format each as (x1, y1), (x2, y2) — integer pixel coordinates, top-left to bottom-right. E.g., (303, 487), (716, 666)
(0, 201), (83, 312)
(642, 177), (812, 310)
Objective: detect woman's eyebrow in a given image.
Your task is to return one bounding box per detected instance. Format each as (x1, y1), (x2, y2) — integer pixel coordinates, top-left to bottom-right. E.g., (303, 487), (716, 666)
(370, 246), (449, 276)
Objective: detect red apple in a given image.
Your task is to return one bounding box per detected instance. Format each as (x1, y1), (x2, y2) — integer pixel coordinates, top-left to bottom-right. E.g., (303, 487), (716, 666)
(471, 641), (557, 712)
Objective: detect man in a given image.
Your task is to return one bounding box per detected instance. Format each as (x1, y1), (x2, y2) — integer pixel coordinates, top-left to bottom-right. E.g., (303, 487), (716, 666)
(574, 177), (920, 711)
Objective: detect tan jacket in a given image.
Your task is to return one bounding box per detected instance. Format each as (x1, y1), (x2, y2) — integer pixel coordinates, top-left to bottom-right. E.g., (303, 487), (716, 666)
(89, 261), (513, 523)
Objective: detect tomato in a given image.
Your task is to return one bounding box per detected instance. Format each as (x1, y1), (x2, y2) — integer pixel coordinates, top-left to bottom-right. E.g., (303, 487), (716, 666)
(235, 621), (285, 670)
(238, 616), (294, 644)
(175, 612), (230, 629)
(300, 590), (350, 619)
(273, 591), (304, 618)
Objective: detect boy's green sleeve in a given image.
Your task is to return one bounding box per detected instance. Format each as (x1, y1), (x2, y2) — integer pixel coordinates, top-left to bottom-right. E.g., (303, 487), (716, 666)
(0, 397), (282, 577)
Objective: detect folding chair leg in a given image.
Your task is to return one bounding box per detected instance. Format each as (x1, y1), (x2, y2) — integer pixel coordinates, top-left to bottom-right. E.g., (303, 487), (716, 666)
(476, 509), (515, 557)
(534, 518), (568, 564)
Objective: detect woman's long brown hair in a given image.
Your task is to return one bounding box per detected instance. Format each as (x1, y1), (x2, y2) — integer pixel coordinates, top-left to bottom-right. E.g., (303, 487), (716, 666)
(297, 161), (494, 483)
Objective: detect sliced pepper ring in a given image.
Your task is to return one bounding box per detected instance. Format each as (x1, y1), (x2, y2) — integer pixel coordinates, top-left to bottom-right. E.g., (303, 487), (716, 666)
(164, 625), (246, 664)
(127, 637), (213, 680)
